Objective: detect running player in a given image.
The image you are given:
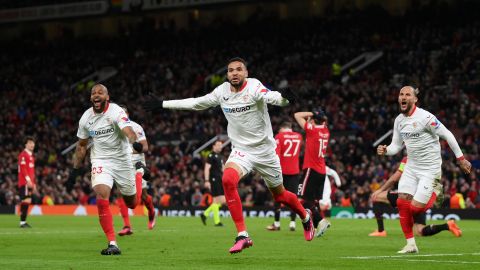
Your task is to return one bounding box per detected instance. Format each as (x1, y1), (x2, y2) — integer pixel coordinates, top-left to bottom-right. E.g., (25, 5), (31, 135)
(68, 84), (145, 255)
(377, 86), (471, 253)
(143, 57), (314, 254)
(116, 105), (156, 236)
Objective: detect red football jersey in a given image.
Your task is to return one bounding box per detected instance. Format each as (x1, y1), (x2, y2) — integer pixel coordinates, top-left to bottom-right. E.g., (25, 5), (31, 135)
(275, 130), (302, 175)
(18, 150), (35, 187)
(303, 122), (330, 174)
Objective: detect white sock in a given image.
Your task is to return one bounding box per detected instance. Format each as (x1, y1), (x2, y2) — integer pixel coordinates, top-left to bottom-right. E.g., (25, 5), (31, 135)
(289, 221), (296, 228)
(20, 221), (26, 225)
(302, 213), (310, 223)
(136, 168), (144, 175)
(109, 241), (117, 246)
(238, 231), (249, 237)
(273, 221), (280, 228)
(406, 237), (416, 246)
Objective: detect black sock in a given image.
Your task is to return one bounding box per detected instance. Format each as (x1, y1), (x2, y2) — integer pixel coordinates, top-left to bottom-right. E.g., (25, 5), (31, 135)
(290, 210), (296, 221)
(312, 207), (322, 228)
(373, 202), (385, 232)
(421, 224), (449, 236)
(20, 203), (29, 222)
(274, 202), (281, 222)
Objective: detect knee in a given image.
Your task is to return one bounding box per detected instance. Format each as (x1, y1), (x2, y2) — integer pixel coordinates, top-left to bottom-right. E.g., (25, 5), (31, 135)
(222, 168), (240, 189)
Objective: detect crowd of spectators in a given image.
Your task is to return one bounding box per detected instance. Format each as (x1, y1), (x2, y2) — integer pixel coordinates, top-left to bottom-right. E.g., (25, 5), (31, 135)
(0, 4), (479, 210)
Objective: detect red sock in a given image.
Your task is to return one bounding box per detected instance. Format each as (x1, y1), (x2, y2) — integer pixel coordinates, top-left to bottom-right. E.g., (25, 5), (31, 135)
(410, 193), (437, 216)
(397, 198), (414, 239)
(144, 194), (155, 217)
(222, 168), (245, 232)
(97, 199), (115, 242)
(135, 172), (143, 207)
(116, 198), (131, 228)
(273, 190), (307, 220)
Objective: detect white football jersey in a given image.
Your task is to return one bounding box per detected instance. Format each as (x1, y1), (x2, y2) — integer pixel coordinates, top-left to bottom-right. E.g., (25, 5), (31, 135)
(131, 120), (146, 164)
(163, 78), (288, 155)
(387, 106), (458, 170)
(77, 103), (133, 162)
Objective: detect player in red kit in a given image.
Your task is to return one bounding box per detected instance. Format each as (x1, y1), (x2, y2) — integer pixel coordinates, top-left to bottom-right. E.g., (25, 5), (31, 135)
(266, 122), (303, 231)
(294, 109), (330, 231)
(18, 137), (36, 228)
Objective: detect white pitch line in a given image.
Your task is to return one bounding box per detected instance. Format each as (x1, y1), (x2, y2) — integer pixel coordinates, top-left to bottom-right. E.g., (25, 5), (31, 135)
(390, 259), (480, 265)
(342, 253), (480, 259)
(0, 229), (178, 235)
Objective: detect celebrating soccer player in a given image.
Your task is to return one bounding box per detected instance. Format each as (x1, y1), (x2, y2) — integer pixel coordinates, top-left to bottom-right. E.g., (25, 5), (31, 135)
(68, 84), (146, 255)
(377, 86), (471, 253)
(143, 57), (315, 254)
(116, 105), (156, 236)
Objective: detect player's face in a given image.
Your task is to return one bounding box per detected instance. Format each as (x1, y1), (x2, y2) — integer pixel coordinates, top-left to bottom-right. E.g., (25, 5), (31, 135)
(227, 61), (248, 88)
(213, 141), (222, 153)
(25, 140), (35, 152)
(398, 87), (417, 114)
(91, 86), (110, 113)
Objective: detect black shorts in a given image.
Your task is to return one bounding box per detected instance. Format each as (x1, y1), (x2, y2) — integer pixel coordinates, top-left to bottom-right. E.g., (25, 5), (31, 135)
(210, 175), (224, 197)
(298, 168), (326, 201)
(283, 174), (299, 194)
(18, 185), (31, 200)
(387, 190), (426, 225)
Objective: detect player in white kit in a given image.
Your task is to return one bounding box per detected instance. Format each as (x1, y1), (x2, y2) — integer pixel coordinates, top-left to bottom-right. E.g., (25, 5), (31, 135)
(116, 105), (156, 236)
(377, 86), (471, 254)
(68, 84), (145, 255)
(143, 57), (314, 253)
(315, 166), (341, 237)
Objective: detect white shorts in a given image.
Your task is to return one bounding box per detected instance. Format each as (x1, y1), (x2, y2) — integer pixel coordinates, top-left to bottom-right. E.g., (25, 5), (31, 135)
(91, 159), (136, 196)
(398, 165), (441, 204)
(226, 148), (282, 188)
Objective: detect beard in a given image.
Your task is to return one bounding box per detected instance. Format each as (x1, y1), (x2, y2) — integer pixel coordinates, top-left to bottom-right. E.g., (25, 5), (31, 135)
(92, 100), (108, 113)
(400, 102), (412, 114)
(229, 78), (244, 88)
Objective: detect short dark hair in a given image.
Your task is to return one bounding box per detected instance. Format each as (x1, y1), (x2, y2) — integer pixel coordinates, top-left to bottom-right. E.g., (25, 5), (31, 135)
(25, 136), (35, 144)
(280, 122), (292, 129)
(227, 57), (247, 68)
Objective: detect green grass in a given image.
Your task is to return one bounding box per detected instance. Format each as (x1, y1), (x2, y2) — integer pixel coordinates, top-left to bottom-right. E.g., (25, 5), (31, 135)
(0, 215), (479, 269)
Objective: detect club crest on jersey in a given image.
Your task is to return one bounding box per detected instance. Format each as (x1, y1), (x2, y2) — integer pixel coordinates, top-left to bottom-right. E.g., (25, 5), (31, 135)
(430, 118), (441, 129)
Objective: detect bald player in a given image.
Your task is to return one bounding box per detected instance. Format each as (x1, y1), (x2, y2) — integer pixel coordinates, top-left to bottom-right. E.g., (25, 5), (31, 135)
(377, 86), (471, 254)
(67, 84), (146, 255)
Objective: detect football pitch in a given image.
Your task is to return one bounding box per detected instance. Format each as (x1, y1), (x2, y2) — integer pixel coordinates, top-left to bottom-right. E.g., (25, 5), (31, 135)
(0, 215), (479, 270)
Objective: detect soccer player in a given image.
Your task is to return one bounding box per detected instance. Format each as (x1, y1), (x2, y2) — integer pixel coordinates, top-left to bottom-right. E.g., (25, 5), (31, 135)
(266, 122), (302, 232)
(68, 84), (145, 255)
(315, 166), (342, 237)
(370, 156), (462, 238)
(377, 86), (471, 253)
(117, 105), (156, 236)
(294, 109), (330, 232)
(201, 140), (226, 227)
(143, 57), (314, 254)
(17, 137), (36, 228)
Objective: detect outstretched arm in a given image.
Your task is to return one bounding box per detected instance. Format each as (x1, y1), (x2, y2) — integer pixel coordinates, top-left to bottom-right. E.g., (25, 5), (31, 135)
(432, 122), (472, 174)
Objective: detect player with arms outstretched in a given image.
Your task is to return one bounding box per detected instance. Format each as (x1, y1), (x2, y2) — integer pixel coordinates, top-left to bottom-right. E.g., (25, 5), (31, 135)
(68, 84), (145, 255)
(377, 86), (471, 253)
(144, 57), (314, 254)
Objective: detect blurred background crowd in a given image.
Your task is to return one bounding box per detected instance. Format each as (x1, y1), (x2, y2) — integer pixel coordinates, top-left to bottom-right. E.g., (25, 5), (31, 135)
(0, 0), (478, 209)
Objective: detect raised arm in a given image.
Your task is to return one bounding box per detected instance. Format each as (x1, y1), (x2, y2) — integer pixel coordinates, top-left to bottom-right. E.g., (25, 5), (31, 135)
(294, 112), (313, 130)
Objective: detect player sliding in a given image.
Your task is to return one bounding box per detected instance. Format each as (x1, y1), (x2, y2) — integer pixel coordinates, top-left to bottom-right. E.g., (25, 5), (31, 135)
(68, 84), (146, 255)
(377, 86), (471, 254)
(369, 156), (462, 238)
(144, 57), (315, 254)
